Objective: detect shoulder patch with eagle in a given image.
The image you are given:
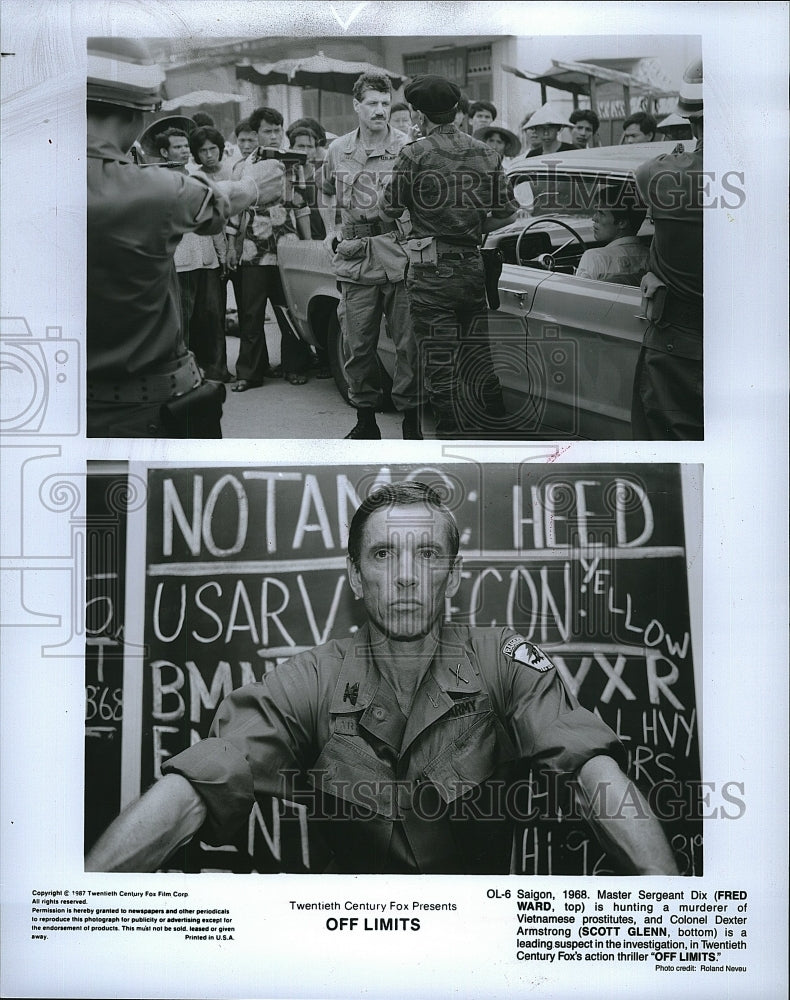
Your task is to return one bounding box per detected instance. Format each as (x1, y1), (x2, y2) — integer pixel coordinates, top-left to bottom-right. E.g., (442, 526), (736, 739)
(501, 635), (555, 672)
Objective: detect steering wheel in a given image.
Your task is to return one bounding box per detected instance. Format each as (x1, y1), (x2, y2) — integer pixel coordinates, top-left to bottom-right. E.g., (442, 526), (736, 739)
(515, 218), (588, 270)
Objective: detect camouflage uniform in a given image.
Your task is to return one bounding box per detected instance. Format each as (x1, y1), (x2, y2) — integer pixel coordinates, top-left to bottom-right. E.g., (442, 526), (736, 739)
(381, 124), (518, 436)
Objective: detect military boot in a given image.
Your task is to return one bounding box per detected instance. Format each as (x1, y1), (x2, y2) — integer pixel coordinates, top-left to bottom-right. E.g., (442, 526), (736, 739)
(344, 408), (381, 439)
(401, 408), (423, 440)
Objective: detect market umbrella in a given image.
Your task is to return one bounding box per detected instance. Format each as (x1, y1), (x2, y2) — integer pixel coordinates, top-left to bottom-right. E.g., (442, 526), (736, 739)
(236, 52), (404, 116)
(161, 90), (246, 110)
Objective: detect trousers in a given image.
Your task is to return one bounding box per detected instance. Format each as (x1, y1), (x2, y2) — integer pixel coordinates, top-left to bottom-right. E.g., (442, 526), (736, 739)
(178, 268), (229, 381)
(405, 254), (503, 436)
(236, 264), (313, 382)
(338, 279), (418, 412)
(631, 318), (703, 440)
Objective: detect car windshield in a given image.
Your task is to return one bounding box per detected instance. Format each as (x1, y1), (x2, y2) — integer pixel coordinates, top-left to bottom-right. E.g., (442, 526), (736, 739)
(511, 170), (638, 219)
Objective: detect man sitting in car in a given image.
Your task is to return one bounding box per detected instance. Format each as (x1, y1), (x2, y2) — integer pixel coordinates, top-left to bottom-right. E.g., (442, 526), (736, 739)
(576, 189), (649, 286)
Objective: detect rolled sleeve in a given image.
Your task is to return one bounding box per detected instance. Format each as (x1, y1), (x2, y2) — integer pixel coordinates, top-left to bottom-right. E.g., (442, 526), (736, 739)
(576, 248), (604, 281)
(162, 656), (321, 844)
(174, 173), (232, 237)
(498, 636), (625, 778)
(529, 703), (625, 776)
(379, 153), (411, 219)
(162, 737), (255, 844)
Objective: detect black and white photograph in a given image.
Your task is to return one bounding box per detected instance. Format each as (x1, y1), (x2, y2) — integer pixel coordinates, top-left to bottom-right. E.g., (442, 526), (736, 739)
(0, 2), (787, 999)
(84, 461), (702, 877)
(85, 30), (704, 442)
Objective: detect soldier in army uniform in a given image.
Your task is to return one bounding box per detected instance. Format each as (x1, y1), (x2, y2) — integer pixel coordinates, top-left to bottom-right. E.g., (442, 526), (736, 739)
(379, 75), (520, 438)
(86, 482), (677, 875)
(631, 59), (704, 439)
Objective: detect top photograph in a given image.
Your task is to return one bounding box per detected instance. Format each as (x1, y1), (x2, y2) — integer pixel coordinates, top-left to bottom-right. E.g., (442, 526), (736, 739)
(86, 32), (705, 441)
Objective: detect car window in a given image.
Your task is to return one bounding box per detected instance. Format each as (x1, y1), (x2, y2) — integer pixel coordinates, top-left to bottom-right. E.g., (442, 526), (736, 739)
(510, 170), (640, 222)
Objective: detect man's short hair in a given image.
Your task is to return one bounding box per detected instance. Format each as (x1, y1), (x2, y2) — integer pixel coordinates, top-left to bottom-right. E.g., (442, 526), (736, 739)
(234, 118), (256, 137)
(613, 206), (648, 232)
(352, 73), (392, 102)
(347, 482), (460, 566)
(155, 127), (188, 154)
(469, 100), (497, 121)
(569, 108), (600, 132)
(188, 126), (226, 160)
(192, 111), (215, 127)
(249, 106), (284, 132)
(622, 111), (657, 138)
(390, 102), (410, 115)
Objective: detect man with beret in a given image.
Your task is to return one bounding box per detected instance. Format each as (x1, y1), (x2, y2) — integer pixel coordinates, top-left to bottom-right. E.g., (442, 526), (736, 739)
(321, 73), (421, 439)
(86, 482), (678, 875)
(86, 38), (283, 437)
(380, 75), (520, 437)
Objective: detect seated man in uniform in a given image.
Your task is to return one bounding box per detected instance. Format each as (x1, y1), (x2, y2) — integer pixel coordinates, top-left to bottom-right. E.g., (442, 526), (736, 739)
(86, 483), (678, 875)
(576, 194), (649, 286)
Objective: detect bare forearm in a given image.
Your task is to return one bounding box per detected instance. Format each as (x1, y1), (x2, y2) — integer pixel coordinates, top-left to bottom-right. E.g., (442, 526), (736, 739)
(85, 774), (207, 873)
(576, 755), (679, 875)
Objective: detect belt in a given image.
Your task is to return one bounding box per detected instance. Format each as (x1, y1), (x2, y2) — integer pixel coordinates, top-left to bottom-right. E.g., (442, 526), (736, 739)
(341, 218), (396, 239)
(87, 353), (202, 404)
(437, 249), (479, 261)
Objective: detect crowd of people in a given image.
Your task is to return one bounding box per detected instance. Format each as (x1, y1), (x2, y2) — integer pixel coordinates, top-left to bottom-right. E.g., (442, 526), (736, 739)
(87, 38), (702, 441)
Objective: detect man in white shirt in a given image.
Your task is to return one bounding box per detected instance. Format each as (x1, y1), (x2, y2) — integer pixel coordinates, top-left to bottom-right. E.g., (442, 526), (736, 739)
(576, 198), (649, 286)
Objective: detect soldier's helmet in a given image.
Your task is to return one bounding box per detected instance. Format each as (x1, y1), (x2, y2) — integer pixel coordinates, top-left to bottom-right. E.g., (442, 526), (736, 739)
(87, 37), (164, 112)
(676, 58), (703, 119)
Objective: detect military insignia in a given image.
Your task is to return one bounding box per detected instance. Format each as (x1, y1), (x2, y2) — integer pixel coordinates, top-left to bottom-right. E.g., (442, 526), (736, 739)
(451, 662), (469, 685)
(343, 682), (359, 705)
(502, 635), (554, 672)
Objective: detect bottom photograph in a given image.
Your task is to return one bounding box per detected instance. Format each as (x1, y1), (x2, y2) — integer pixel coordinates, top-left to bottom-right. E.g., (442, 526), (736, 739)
(85, 461), (702, 876)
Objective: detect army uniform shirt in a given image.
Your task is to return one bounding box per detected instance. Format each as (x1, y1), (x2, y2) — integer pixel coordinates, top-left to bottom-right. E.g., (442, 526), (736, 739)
(87, 134), (231, 380)
(163, 624), (622, 873)
(380, 123), (519, 244)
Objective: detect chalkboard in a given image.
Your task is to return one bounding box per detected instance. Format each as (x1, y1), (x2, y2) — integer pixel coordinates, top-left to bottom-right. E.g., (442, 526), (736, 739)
(84, 473), (128, 850)
(124, 462), (700, 874)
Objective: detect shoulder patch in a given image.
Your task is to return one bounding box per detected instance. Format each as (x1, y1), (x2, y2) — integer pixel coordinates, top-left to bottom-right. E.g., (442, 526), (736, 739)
(502, 635), (554, 672)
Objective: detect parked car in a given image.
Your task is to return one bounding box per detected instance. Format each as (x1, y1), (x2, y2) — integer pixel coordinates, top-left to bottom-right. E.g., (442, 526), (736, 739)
(276, 140), (695, 439)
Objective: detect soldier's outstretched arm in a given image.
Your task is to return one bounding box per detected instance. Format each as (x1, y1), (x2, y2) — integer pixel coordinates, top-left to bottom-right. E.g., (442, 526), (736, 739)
(85, 774), (206, 873)
(575, 755), (679, 875)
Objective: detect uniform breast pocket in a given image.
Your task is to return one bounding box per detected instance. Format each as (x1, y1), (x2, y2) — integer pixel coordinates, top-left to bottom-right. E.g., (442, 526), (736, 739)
(422, 712), (516, 805)
(312, 732), (397, 819)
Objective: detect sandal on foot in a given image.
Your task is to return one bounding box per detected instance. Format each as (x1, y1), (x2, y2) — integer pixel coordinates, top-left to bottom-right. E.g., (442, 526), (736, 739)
(285, 372), (308, 385)
(231, 379), (261, 392)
